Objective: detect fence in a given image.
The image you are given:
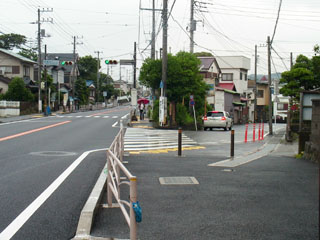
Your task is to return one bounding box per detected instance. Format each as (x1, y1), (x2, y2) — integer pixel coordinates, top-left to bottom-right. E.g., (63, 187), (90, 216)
(106, 121), (138, 240)
(0, 101), (20, 117)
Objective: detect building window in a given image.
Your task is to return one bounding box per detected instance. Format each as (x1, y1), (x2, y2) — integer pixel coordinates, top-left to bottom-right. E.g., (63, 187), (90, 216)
(245, 74), (247, 81)
(222, 73), (233, 81)
(277, 103), (288, 110)
(23, 66), (30, 77)
(0, 66), (12, 74)
(12, 66), (20, 74)
(240, 72), (243, 80)
(257, 90), (264, 98)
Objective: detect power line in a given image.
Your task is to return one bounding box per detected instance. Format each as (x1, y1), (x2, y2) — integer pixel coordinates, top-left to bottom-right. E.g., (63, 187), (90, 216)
(271, 0), (282, 44)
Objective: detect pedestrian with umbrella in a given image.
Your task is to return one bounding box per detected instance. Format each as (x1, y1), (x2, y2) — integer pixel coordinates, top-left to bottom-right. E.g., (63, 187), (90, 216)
(138, 98), (149, 121)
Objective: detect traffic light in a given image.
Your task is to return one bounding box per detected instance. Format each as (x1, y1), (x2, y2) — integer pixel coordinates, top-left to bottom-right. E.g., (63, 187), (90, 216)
(61, 61), (73, 66)
(105, 60), (118, 64)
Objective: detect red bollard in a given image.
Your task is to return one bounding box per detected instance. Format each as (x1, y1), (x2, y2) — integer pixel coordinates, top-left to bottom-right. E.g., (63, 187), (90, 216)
(244, 124), (248, 143)
(258, 122), (261, 140)
(262, 122), (264, 140)
(253, 123), (256, 142)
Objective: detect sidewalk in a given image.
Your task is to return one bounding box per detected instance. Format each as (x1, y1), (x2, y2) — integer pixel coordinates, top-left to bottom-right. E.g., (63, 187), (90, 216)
(89, 131), (317, 240)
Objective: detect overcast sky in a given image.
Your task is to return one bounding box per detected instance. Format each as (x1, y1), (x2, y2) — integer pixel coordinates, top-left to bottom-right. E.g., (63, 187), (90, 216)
(1, 0), (320, 82)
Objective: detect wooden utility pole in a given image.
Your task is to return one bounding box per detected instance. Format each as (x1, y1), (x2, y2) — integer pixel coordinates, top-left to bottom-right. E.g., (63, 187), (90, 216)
(94, 51), (102, 102)
(267, 36), (273, 135)
(162, 0), (168, 97)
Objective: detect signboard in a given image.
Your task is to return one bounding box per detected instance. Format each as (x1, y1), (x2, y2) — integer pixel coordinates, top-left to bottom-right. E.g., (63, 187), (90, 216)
(159, 96), (167, 126)
(131, 88), (137, 106)
(43, 60), (59, 66)
(103, 91), (107, 97)
(120, 59), (135, 65)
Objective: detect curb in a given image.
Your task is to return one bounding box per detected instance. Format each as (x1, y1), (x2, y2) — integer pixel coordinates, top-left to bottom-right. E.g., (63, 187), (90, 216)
(73, 162), (108, 240)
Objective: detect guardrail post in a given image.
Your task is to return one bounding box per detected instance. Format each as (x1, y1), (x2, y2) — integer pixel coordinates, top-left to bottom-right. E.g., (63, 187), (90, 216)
(231, 130), (235, 157)
(120, 120), (124, 163)
(107, 151), (112, 207)
(130, 177), (137, 240)
(244, 124), (248, 143)
(178, 127), (182, 156)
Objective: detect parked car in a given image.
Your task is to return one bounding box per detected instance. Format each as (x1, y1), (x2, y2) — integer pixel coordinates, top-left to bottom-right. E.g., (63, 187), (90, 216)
(203, 111), (233, 131)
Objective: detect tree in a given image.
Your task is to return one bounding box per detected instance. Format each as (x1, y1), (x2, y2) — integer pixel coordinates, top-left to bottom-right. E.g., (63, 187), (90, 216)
(0, 33), (27, 50)
(193, 52), (213, 57)
(78, 55), (98, 80)
(75, 78), (89, 105)
(19, 47), (38, 61)
(4, 77), (34, 101)
(280, 51), (320, 100)
(139, 51), (209, 126)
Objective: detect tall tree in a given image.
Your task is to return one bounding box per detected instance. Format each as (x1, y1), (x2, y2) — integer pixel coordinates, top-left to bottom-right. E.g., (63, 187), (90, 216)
(75, 78), (89, 105)
(19, 47), (38, 61)
(0, 33), (27, 50)
(77, 55), (98, 80)
(280, 51), (320, 100)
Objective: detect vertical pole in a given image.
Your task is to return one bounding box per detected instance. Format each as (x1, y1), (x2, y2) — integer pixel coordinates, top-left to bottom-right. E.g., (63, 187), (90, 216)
(193, 105), (197, 131)
(97, 51), (100, 103)
(134, 42), (137, 89)
(290, 52), (293, 69)
(244, 124), (248, 143)
(178, 127), (182, 156)
(231, 130), (235, 157)
(190, 0), (194, 53)
(107, 151), (112, 207)
(44, 44), (47, 109)
(258, 122), (261, 140)
(72, 36), (76, 112)
(162, 0), (168, 97)
(262, 121), (264, 140)
(151, 0), (156, 60)
(130, 177), (137, 240)
(267, 36), (273, 135)
(37, 8), (42, 113)
(253, 123), (256, 142)
(254, 45), (257, 123)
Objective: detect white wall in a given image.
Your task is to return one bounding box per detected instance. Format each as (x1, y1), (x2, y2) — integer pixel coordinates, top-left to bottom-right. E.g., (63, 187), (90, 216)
(215, 91), (225, 111)
(0, 101), (20, 117)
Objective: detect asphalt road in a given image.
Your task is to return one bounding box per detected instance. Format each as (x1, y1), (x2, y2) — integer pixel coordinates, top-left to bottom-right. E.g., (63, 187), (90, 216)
(0, 106), (131, 240)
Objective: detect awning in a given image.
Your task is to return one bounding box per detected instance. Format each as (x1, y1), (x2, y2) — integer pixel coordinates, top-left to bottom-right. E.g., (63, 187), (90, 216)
(218, 83), (236, 91)
(233, 102), (246, 106)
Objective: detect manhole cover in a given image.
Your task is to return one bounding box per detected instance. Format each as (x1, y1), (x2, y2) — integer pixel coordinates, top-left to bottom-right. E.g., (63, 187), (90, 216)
(159, 176), (199, 185)
(30, 151), (77, 157)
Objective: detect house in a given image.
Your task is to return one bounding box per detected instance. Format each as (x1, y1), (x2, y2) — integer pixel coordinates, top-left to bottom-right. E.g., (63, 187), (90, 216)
(86, 80), (96, 102)
(215, 56), (250, 95)
(0, 48), (37, 90)
(114, 80), (130, 94)
(198, 57), (221, 107)
(256, 76), (270, 122)
(42, 53), (79, 87)
(215, 88), (245, 124)
(0, 75), (11, 94)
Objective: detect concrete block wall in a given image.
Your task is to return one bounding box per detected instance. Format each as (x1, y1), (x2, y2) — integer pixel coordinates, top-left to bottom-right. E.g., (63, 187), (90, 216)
(0, 101), (20, 117)
(304, 99), (320, 162)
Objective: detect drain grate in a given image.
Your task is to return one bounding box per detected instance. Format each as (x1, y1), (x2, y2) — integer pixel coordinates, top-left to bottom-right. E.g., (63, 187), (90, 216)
(159, 176), (199, 185)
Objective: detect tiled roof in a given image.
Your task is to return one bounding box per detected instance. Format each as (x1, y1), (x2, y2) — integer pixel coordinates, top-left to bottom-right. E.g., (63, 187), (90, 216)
(198, 57), (215, 70)
(0, 48), (37, 64)
(218, 83), (236, 91)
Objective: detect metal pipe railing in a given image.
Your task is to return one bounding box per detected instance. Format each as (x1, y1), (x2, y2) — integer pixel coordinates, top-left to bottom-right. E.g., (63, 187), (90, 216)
(106, 122), (138, 240)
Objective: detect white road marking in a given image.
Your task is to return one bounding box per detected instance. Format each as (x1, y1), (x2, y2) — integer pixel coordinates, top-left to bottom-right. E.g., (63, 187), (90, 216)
(103, 116), (110, 118)
(0, 148), (107, 240)
(112, 121), (118, 127)
(0, 119), (33, 126)
(85, 116), (91, 118)
(112, 116), (118, 118)
(94, 116), (100, 118)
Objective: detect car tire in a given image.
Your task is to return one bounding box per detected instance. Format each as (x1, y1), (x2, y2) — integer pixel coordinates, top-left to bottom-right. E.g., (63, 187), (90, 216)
(204, 127), (208, 131)
(224, 126), (227, 131)
(229, 124), (233, 130)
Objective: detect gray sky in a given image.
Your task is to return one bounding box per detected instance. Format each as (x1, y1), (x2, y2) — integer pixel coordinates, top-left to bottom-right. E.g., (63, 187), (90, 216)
(1, 0), (320, 82)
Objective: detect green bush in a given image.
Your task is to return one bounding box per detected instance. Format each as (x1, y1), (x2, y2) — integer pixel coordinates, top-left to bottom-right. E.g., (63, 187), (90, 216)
(152, 99), (159, 122)
(176, 103), (194, 126)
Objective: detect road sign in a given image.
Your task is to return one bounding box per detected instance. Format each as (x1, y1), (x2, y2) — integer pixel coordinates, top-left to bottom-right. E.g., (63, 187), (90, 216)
(43, 60), (59, 66)
(190, 100), (195, 106)
(103, 91), (107, 97)
(160, 81), (163, 88)
(120, 59), (135, 65)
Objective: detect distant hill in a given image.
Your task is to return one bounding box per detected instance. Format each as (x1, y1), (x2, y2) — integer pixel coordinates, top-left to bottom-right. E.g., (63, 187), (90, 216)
(248, 73), (282, 81)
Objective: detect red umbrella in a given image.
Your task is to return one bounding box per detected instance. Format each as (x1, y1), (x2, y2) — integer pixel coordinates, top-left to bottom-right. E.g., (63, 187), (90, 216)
(138, 98), (149, 104)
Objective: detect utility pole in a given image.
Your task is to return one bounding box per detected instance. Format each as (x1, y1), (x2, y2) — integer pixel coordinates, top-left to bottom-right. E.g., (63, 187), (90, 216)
(94, 51), (102, 102)
(37, 8), (41, 113)
(290, 52), (293, 69)
(36, 7), (53, 113)
(190, 0), (195, 53)
(254, 44), (257, 123)
(159, 0), (168, 126)
(267, 36), (273, 135)
(44, 44), (47, 108)
(151, 0), (156, 60)
(134, 41), (137, 88)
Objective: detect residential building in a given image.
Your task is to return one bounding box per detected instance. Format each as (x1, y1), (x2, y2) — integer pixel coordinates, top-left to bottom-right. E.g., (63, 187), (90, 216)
(198, 57), (221, 107)
(215, 56), (250, 95)
(0, 48), (37, 89)
(0, 75), (11, 94)
(256, 76), (270, 122)
(86, 80), (96, 102)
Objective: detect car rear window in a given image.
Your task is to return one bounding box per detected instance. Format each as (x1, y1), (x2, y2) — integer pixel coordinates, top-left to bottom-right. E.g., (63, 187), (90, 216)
(207, 112), (224, 117)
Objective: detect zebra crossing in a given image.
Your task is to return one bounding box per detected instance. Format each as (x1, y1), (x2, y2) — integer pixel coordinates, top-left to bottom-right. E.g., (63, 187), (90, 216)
(124, 128), (204, 154)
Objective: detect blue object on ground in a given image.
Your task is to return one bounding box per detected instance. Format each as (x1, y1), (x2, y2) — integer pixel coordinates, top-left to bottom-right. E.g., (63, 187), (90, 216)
(132, 201), (142, 222)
